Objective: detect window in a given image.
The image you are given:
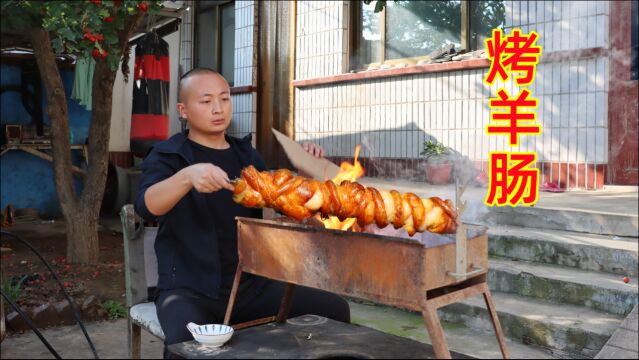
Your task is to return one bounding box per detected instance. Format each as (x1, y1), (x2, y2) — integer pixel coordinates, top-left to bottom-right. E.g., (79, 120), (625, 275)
(195, 0), (235, 86)
(351, 0), (505, 70)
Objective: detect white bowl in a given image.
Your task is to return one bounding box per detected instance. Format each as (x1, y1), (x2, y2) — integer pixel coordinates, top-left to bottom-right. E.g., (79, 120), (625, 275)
(186, 322), (234, 347)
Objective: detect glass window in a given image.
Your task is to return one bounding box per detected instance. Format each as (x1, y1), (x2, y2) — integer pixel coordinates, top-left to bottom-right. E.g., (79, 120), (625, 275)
(352, 0), (504, 70)
(355, 1), (382, 65)
(220, 3), (235, 83)
(470, 0), (506, 51)
(195, 1), (235, 86)
(386, 0), (461, 60)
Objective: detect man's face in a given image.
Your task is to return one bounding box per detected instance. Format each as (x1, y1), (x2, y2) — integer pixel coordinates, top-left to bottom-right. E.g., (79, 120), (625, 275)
(177, 73), (232, 136)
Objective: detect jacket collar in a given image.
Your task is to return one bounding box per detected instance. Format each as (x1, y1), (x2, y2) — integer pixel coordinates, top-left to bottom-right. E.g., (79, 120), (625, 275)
(153, 129), (253, 167)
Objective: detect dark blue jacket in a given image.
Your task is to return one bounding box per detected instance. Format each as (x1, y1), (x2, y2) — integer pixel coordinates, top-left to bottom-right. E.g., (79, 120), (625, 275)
(134, 130), (267, 299)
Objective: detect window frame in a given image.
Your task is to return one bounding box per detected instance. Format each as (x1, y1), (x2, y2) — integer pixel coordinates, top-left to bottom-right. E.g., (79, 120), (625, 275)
(193, 0), (235, 85)
(350, 0), (472, 71)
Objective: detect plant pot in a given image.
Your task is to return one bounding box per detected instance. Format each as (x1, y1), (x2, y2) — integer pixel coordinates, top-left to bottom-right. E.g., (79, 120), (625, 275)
(424, 162), (453, 185)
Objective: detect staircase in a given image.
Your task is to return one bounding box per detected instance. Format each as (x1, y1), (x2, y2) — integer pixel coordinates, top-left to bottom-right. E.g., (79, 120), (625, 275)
(437, 198), (639, 358)
(353, 180), (638, 358)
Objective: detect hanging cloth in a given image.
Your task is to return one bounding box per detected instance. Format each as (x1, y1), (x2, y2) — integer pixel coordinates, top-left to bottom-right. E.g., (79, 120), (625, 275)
(71, 57), (96, 111)
(130, 31), (170, 156)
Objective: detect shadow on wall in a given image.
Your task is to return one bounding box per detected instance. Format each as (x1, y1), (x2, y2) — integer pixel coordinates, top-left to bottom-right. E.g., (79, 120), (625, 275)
(298, 122), (482, 184)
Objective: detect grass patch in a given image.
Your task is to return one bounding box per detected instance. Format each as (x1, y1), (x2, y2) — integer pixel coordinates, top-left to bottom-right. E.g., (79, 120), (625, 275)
(103, 300), (127, 320)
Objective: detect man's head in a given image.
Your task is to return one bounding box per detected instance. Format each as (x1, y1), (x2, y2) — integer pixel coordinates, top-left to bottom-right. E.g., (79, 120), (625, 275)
(177, 68), (232, 137)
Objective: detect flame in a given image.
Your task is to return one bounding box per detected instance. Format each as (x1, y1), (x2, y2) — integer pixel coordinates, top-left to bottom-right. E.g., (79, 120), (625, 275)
(319, 145), (364, 231)
(331, 145), (365, 184)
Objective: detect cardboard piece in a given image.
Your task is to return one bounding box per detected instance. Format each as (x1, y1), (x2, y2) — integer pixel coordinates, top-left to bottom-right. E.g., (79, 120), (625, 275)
(272, 129), (341, 181)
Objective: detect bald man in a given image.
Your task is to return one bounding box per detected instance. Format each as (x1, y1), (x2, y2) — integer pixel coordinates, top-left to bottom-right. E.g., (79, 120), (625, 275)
(134, 68), (349, 358)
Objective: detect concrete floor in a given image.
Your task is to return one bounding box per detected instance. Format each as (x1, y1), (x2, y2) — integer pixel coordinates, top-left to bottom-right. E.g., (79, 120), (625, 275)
(0, 318), (164, 359)
(0, 300), (555, 359)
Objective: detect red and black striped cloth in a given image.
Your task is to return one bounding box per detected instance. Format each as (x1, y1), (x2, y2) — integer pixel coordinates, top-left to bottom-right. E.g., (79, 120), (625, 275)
(130, 32), (170, 157)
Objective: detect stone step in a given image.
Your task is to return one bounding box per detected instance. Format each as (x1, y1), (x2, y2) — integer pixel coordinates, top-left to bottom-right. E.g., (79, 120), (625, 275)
(488, 225), (639, 276)
(359, 178), (638, 237)
(347, 300), (556, 359)
(437, 291), (625, 358)
(488, 259), (639, 316)
(476, 205), (638, 238)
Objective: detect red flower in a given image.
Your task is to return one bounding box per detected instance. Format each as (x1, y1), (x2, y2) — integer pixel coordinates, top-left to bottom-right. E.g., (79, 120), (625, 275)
(103, 16), (114, 23)
(83, 33), (96, 42)
(114, 0), (121, 6)
(138, 2), (148, 12)
(94, 34), (104, 43)
(92, 48), (108, 59)
(90, 0), (102, 4)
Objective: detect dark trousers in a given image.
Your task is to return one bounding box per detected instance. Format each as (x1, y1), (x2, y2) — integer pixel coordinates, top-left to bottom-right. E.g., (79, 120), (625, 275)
(155, 278), (350, 358)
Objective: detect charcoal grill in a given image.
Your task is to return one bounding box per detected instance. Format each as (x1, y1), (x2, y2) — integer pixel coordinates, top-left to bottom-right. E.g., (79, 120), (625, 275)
(223, 217), (510, 359)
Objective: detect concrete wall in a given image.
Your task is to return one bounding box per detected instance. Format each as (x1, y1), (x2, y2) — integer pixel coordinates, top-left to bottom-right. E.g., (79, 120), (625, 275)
(294, 0), (611, 189)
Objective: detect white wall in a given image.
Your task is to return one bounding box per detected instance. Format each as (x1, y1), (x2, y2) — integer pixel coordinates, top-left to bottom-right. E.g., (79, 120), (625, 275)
(294, 1), (610, 173)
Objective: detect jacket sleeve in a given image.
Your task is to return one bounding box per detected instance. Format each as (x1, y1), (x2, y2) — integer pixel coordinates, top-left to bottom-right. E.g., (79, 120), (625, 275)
(134, 148), (179, 221)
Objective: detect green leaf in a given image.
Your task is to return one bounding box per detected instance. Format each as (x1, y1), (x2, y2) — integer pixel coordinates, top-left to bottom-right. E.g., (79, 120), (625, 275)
(58, 26), (76, 41)
(105, 31), (118, 45)
(51, 38), (64, 53)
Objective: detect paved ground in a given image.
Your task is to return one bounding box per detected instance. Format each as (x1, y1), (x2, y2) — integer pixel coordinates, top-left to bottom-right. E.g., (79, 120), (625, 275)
(1, 183), (636, 358)
(596, 305), (639, 359)
(0, 318), (163, 359)
(1, 300), (554, 359)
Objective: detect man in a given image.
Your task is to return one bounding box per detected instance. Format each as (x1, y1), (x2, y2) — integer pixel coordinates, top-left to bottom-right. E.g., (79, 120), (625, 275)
(135, 68), (349, 357)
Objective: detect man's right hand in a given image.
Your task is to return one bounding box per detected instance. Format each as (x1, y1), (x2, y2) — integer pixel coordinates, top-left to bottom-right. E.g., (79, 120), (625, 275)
(185, 163), (235, 192)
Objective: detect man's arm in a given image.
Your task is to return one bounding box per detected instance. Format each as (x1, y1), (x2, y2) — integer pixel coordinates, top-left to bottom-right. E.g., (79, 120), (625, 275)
(144, 163), (234, 216)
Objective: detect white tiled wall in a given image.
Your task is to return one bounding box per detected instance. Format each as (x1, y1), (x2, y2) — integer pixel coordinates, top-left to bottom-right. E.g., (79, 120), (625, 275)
(295, 1), (611, 173)
(234, 0), (256, 87)
(296, 0), (348, 79)
(229, 0), (257, 141)
(506, 1), (609, 52)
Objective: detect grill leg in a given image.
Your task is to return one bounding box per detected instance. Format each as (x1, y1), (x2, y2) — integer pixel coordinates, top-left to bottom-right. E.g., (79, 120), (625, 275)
(276, 283), (296, 323)
(482, 284), (510, 359)
(421, 301), (451, 359)
(224, 262), (244, 325)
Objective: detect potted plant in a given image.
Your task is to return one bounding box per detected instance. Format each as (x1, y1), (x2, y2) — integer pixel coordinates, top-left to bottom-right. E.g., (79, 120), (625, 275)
(420, 140), (453, 185)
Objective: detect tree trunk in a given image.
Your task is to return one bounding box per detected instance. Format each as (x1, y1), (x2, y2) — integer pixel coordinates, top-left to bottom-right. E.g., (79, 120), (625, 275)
(28, 12), (144, 264)
(29, 28), (99, 263)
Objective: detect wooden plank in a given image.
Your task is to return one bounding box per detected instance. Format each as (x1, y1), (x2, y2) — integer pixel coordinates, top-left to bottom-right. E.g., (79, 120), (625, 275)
(120, 204), (148, 307)
(427, 282), (485, 310)
(423, 234), (488, 290)
(19, 146), (86, 175)
(130, 320), (141, 359)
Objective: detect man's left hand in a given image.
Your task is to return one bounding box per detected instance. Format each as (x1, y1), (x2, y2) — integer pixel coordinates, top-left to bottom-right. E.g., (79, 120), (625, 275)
(301, 142), (325, 158)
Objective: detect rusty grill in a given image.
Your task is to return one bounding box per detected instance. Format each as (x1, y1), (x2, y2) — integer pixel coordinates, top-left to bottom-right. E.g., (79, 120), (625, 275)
(224, 217), (509, 359)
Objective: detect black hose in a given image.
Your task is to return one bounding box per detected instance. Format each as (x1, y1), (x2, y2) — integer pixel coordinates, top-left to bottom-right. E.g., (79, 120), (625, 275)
(1, 229), (99, 359)
(1, 289), (61, 359)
